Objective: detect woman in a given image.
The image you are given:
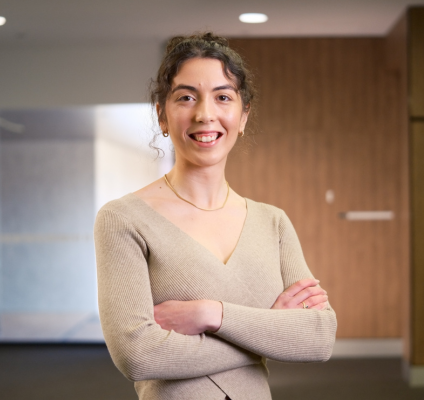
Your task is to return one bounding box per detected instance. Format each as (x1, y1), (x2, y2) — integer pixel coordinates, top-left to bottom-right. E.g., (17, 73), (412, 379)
(94, 32), (337, 400)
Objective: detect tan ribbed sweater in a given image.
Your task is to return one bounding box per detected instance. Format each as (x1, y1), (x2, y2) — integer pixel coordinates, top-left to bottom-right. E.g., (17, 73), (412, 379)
(94, 193), (337, 400)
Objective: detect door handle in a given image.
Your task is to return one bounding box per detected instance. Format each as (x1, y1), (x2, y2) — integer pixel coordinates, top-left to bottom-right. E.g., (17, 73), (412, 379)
(338, 211), (394, 221)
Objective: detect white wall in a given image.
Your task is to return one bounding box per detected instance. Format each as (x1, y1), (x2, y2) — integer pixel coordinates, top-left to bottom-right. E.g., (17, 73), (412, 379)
(0, 139), (96, 312)
(0, 104), (173, 341)
(0, 40), (163, 108)
(94, 103), (174, 210)
(95, 137), (160, 210)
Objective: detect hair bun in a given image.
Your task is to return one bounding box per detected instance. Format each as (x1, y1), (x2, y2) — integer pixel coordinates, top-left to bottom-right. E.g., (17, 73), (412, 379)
(165, 36), (186, 54)
(165, 32), (228, 55)
(201, 32), (228, 47)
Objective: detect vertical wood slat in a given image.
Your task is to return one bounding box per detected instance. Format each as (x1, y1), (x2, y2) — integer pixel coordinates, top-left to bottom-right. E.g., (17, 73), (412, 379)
(411, 122), (424, 364)
(226, 38), (407, 338)
(409, 7), (424, 367)
(386, 12), (411, 361)
(409, 7), (424, 117)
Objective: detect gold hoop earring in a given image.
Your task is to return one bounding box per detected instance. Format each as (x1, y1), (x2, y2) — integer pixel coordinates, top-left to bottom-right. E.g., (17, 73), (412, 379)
(163, 132), (169, 137)
(238, 130), (244, 137)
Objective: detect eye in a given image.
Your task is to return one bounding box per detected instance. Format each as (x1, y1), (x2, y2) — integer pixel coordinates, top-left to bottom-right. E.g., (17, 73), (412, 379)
(177, 95), (195, 102)
(217, 94), (231, 101)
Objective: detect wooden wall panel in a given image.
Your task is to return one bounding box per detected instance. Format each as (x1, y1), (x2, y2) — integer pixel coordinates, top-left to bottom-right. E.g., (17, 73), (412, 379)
(409, 7), (424, 367)
(226, 38), (408, 338)
(409, 8), (424, 117)
(386, 12), (410, 359)
(411, 122), (424, 364)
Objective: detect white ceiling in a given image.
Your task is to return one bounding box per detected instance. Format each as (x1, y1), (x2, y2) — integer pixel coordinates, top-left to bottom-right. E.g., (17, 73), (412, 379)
(0, 0), (423, 45)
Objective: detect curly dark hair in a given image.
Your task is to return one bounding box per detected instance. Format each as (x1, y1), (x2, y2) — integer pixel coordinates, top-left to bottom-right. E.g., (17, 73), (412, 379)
(149, 32), (257, 156)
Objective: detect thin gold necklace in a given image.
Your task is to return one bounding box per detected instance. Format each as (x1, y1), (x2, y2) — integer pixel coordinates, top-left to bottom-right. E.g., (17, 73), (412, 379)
(164, 174), (230, 211)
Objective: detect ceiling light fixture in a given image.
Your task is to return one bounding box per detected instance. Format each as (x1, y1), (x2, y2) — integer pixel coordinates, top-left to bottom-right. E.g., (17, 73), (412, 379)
(239, 13), (268, 24)
(0, 16), (6, 26)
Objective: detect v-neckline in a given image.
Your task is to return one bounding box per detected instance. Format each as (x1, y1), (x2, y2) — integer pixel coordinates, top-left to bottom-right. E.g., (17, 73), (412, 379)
(128, 192), (250, 266)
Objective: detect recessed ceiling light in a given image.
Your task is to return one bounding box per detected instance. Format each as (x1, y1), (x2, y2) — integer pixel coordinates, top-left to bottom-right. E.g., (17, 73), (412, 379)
(0, 16), (6, 26)
(239, 13), (268, 24)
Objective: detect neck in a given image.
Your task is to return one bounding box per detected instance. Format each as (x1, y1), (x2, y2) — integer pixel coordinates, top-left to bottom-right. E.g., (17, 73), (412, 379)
(165, 157), (229, 210)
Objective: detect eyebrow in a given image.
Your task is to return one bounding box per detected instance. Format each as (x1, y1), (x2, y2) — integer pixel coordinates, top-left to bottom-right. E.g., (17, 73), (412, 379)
(171, 84), (237, 94)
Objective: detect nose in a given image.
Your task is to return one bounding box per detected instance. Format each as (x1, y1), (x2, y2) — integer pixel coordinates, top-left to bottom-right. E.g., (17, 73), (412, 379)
(194, 98), (216, 123)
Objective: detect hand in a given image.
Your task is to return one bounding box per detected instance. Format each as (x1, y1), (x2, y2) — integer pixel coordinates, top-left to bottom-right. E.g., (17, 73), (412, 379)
(271, 278), (328, 311)
(154, 299), (223, 335)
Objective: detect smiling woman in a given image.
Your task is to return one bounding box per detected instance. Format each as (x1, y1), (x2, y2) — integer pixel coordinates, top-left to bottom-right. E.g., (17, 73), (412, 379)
(94, 32), (337, 400)
(149, 33), (255, 158)
(159, 57), (247, 170)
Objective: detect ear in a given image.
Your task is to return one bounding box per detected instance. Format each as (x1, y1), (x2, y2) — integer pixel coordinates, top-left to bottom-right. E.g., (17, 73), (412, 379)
(239, 106), (250, 132)
(156, 103), (167, 133)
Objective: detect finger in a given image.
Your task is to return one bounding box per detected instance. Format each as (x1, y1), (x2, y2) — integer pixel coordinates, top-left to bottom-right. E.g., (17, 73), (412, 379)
(299, 295), (328, 309)
(283, 278), (320, 297)
(309, 301), (329, 310)
(293, 286), (327, 304)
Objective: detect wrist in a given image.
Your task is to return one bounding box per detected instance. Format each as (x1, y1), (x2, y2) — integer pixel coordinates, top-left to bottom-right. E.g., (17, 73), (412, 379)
(202, 300), (223, 332)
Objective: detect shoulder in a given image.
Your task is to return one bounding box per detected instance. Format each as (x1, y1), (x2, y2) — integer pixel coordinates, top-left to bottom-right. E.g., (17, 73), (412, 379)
(98, 177), (166, 219)
(246, 198), (287, 220)
(245, 198), (295, 237)
(96, 193), (140, 221)
(95, 192), (158, 234)
(94, 194), (150, 256)
(94, 194), (141, 240)
(95, 192), (167, 238)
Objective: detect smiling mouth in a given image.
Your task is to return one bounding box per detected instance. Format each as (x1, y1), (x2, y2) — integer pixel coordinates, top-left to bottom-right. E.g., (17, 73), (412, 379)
(189, 133), (223, 143)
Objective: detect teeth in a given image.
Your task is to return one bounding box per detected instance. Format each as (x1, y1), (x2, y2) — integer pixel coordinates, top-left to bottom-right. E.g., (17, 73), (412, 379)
(195, 135), (218, 142)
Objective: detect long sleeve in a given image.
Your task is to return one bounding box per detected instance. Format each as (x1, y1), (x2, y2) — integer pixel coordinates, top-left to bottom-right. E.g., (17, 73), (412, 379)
(94, 208), (261, 382)
(215, 210), (337, 362)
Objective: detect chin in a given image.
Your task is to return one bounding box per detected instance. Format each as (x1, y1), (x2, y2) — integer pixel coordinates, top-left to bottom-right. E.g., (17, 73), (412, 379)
(190, 153), (228, 168)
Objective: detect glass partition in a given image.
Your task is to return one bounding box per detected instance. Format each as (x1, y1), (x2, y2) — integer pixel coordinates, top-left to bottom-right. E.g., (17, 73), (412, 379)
(0, 104), (173, 342)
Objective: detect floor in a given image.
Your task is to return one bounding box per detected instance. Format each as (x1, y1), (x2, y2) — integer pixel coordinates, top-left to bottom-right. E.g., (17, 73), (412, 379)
(1, 345), (423, 400)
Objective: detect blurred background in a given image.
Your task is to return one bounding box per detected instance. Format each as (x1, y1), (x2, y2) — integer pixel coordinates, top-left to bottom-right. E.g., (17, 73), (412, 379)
(1, 0), (424, 399)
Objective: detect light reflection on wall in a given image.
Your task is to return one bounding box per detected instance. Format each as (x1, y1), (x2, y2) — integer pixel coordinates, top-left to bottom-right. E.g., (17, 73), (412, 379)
(95, 104), (173, 211)
(0, 104), (172, 342)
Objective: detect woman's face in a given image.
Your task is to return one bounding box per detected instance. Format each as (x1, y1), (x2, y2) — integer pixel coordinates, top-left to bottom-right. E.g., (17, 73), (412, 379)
(159, 57), (248, 168)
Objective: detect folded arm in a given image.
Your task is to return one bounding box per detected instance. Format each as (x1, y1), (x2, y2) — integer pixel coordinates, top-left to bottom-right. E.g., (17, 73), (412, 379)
(215, 210), (337, 362)
(154, 209), (337, 363)
(94, 209), (261, 382)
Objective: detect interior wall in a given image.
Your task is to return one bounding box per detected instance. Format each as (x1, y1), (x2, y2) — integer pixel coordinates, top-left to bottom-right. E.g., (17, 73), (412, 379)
(94, 138), (157, 212)
(411, 122), (424, 365)
(0, 104), (172, 341)
(0, 138), (96, 312)
(227, 37), (408, 338)
(409, 7), (424, 367)
(386, 12), (410, 360)
(0, 39), (162, 108)
(94, 103), (174, 211)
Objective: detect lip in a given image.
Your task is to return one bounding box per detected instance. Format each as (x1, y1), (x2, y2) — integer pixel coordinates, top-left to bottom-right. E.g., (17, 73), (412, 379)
(187, 131), (224, 147)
